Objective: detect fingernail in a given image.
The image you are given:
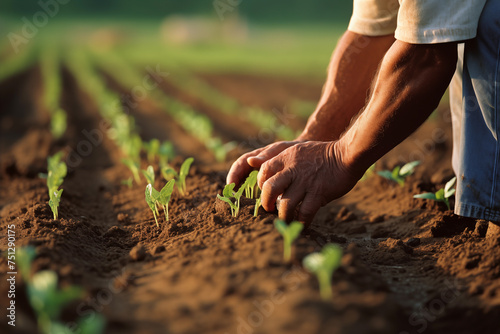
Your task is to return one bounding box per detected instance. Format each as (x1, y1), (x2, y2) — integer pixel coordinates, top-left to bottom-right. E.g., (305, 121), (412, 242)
(276, 194), (283, 210)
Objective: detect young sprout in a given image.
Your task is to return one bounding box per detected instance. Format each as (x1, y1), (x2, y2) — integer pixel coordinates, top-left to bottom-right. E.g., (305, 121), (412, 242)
(414, 176), (457, 210)
(121, 177), (133, 189)
(217, 176), (251, 217)
(274, 219), (303, 262)
(122, 158), (141, 184)
(217, 183), (246, 217)
(161, 157), (194, 196)
(208, 138), (237, 162)
(48, 189), (63, 220)
(360, 163), (376, 181)
(303, 243), (343, 300)
(145, 184), (160, 227)
(144, 138), (160, 163)
(159, 141), (176, 168)
(15, 246), (105, 334)
(122, 134), (142, 163)
(254, 197), (262, 217)
(142, 165), (155, 185)
(157, 180), (175, 221)
(45, 152), (66, 220)
(377, 160), (420, 187)
(245, 170), (259, 199)
(50, 108), (67, 139)
(46, 152), (66, 192)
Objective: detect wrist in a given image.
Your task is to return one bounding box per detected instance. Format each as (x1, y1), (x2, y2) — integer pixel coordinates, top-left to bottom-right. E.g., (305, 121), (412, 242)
(332, 138), (367, 179)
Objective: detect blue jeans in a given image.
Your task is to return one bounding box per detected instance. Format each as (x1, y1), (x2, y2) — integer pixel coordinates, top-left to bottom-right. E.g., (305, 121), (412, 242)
(450, 0), (500, 222)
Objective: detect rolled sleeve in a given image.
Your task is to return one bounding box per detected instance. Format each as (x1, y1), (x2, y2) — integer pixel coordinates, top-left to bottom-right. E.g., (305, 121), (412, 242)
(348, 0), (399, 36)
(395, 0), (488, 43)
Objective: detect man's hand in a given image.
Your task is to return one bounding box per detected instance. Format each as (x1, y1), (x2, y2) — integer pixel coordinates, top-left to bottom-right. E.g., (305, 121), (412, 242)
(226, 141), (304, 187)
(256, 141), (360, 226)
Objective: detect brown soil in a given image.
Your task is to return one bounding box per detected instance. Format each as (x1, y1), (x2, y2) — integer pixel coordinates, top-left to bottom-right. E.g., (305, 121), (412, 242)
(1, 67), (499, 334)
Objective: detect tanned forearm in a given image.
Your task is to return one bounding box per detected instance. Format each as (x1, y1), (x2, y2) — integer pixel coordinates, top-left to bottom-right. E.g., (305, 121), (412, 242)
(298, 31), (395, 141)
(337, 41), (458, 176)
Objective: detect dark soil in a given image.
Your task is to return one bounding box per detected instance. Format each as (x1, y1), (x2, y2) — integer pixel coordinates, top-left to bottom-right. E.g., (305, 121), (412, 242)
(1, 68), (499, 334)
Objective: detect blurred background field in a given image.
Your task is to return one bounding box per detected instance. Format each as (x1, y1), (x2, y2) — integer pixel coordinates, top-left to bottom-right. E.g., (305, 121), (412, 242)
(0, 1), (351, 78)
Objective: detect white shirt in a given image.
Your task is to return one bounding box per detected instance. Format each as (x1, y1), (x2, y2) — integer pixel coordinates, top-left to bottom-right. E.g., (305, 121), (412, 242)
(348, 0), (488, 43)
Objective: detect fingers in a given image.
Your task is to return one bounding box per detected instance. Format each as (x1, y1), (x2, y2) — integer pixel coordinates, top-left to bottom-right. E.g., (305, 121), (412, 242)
(298, 192), (322, 227)
(257, 156), (286, 190)
(278, 181), (305, 222)
(247, 141), (295, 168)
(260, 169), (293, 212)
(226, 148), (265, 186)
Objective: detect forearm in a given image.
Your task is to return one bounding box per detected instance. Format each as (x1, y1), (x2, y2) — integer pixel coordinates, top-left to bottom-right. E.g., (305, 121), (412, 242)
(337, 41), (458, 175)
(298, 31), (395, 141)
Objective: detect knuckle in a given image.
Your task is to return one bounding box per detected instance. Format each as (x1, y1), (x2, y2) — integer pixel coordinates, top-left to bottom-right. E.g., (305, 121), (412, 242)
(262, 179), (275, 194)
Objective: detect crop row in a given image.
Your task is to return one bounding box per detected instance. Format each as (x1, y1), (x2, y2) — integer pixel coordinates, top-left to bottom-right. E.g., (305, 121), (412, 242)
(89, 50), (235, 163)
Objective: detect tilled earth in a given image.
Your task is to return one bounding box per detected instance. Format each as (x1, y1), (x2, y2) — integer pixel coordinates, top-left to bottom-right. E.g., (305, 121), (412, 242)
(1, 67), (499, 334)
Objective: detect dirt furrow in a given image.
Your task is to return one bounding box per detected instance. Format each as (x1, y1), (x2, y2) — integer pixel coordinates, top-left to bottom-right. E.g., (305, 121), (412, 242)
(155, 73), (262, 145)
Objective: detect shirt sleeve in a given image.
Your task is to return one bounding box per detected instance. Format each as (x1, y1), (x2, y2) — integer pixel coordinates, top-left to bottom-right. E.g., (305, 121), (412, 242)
(348, 0), (400, 36)
(395, 0), (488, 43)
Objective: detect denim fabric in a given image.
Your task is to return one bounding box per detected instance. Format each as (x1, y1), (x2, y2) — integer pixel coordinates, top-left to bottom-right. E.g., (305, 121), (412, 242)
(450, 0), (500, 222)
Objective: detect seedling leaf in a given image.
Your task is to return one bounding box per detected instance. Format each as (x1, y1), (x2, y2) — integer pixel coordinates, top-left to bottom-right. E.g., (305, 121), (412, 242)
(444, 176), (457, 197)
(413, 193), (437, 200)
(222, 183), (235, 199)
(51, 108), (67, 139)
(145, 184), (159, 227)
(122, 158), (141, 184)
(400, 160), (420, 176)
(159, 141), (176, 167)
(413, 176), (456, 210)
(158, 179), (175, 221)
(274, 219), (303, 262)
(161, 166), (177, 181)
(142, 165), (155, 185)
(49, 189), (63, 220)
(303, 243), (343, 300)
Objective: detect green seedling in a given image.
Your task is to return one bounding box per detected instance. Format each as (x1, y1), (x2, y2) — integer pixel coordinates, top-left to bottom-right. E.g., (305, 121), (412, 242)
(245, 170), (259, 199)
(254, 197), (262, 217)
(145, 184), (160, 227)
(123, 134), (142, 162)
(44, 152), (67, 220)
(208, 138), (236, 162)
(46, 152), (66, 192)
(414, 176), (457, 210)
(360, 163), (376, 181)
(142, 165), (155, 185)
(122, 158), (141, 184)
(121, 177), (133, 189)
(144, 138), (160, 163)
(377, 160), (420, 187)
(303, 243), (343, 300)
(157, 180), (175, 221)
(274, 219), (303, 262)
(16, 246), (105, 334)
(162, 157), (194, 196)
(217, 182), (246, 217)
(48, 189), (63, 220)
(50, 108), (67, 139)
(159, 141), (176, 167)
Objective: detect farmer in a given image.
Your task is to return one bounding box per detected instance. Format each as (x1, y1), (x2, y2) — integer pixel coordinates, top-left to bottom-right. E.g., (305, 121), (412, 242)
(227, 0), (500, 226)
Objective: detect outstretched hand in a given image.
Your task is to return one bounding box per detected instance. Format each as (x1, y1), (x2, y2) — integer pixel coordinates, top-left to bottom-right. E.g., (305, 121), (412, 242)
(227, 141), (361, 226)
